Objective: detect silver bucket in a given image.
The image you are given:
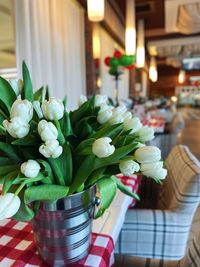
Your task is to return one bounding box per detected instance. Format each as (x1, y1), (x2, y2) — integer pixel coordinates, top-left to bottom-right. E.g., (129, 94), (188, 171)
(32, 185), (97, 266)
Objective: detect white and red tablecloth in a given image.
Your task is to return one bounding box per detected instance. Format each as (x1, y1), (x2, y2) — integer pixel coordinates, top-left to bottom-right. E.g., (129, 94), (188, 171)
(142, 116), (166, 133)
(0, 175), (140, 267)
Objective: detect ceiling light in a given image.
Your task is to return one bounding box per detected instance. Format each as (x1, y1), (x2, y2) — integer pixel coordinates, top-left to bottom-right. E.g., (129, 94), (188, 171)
(136, 20), (145, 68)
(178, 69), (186, 84)
(125, 0), (136, 55)
(149, 57), (158, 82)
(87, 0), (104, 22)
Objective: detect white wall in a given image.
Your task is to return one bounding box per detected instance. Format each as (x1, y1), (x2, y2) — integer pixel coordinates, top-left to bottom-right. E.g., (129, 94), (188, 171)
(15, 0), (86, 110)
(99, 28), (129, 102)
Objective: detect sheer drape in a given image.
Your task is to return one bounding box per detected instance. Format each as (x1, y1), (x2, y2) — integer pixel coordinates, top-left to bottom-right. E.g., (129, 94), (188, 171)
(15, 0), (86, 110)
(99, 28), (129, 102)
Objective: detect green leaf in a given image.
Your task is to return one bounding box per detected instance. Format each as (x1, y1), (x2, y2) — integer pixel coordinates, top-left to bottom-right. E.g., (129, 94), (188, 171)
(91, 123), (123, 139)
(0, 141), (21, 162)
(70, 101), (90, 126)
(48, 142), (73, 186)
(3, 171), (19, 194)
(33, 86), (43, 101)
(63, 96), (67, 109)
(24, 184), (69, 204)
(95, 177), (117, 218)
(12, 201), (35, 221)
(12, 135), (40, 146)
(68, 155), (96, 195)
(75, 138), (95, 155)
(0, 157), (14, 166)
(68, 142), (138, 195)
(0, 164), (19, 177)
(86, 167), (106, 187)
(0, 77), (16, 112)
(111, 176), (140, 200)
(22, 61), (33, 101)
(39, 160), (54, 184)
(12, 187), (35, 221)
(61, 111), (73, 137)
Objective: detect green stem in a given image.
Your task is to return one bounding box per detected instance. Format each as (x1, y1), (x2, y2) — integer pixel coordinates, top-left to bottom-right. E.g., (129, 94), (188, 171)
(0, 109), (8, 119)
(15, 181), (26, 196)
(54, 120), (65, 145)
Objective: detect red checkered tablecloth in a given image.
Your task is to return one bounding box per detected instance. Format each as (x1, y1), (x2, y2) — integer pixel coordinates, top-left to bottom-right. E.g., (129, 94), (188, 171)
(0, 175), (140, 267)
(117, 174), (141, 208)
(0, 219), (114, 267)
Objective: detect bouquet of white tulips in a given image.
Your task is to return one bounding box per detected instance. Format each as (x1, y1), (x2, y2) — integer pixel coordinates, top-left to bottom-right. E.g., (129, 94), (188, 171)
(0, 62), (167, 221)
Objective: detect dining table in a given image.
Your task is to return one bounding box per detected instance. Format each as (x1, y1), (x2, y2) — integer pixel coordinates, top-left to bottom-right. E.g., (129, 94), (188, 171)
(0, 175), (141, 267)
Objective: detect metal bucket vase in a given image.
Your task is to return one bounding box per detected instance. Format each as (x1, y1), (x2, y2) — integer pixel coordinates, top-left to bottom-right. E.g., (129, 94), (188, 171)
(32, 185), (96, 266)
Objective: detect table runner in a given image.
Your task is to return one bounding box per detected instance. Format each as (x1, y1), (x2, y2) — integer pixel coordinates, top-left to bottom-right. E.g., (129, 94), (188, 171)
(0, 175), (140, 267)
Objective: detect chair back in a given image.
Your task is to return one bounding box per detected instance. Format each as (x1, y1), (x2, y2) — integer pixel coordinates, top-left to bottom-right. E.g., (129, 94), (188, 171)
(160, 145), (200, 215)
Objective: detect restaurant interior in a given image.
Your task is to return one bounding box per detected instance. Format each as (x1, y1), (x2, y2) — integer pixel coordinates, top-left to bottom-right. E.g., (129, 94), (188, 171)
(0, 0), (200, 266)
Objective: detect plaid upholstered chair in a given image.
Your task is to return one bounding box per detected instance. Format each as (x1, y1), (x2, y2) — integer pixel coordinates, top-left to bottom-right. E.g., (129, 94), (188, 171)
(115, 221), (200, 267)
(115, 145), (200, 260)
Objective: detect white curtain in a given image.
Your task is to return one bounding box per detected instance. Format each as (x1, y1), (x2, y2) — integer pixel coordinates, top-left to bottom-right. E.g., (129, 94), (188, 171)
(15, 0), (86, 110)
(99, 28), (129, 102)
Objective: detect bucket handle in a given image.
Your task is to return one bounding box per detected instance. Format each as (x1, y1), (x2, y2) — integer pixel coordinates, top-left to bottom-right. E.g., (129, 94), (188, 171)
(91, 195), (101, 219)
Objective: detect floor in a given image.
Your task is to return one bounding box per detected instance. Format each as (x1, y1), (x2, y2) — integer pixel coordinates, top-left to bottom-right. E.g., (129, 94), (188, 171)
(114, 107), (200, 266)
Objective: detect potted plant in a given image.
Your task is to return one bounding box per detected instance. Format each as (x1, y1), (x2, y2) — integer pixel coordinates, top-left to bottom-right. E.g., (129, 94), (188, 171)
(0, 62), (167, 266)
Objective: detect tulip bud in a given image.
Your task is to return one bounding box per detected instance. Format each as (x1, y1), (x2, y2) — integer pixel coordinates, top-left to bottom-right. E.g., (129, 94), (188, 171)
(135, 146), (161, 163)
(92, 137), (115, 158)
(39, 140), (63, 158)
(136, 126), (155, 142)
(38, 120), (58, 141)
(33, 101), (43, 119)
(10, 99), (33, 122)
(9, 79), (23, 96)
(41, 97), (64, 120)
(78, 95), (87, 107)
(95, 95), (108, 107)
(119, 160), (140, 176)
(0, 193), (21, 220)
(97, 104), (113, 124)
(3, 117), (30, 138)
(20, 160), (41, 178)
(124, 117), (142, 133)
(141, 161), (167, 180)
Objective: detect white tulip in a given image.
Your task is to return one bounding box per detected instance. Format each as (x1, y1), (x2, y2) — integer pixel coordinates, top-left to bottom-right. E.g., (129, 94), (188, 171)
(33, 101), (43, 119)
(41, 97), (64, 120)
(140, 161), (163, 172)
(39, 140), (63, 158)
(109, 115), (124, 125)
(135, 146), (161, 163)
(3, 117), (30, 138)
(112, 105), (127, 116)
(136, 126), (155, 142)
(97, 104), (113, 124)
(38, 120), (58, 141)
(119, 160), (140, 176)
(10, 99), (33, 122)
(95, 95), (108, 107)
(9, 79), (23, 96)
(20, 160), (41, 178)
(122, 111), (132, 120)
(0, 193), (21, 220)
(141, 161), (167, 180)
(92, 137), (115, 158)
(124, 117), (142, 133)
(78, 95), (87, 106)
